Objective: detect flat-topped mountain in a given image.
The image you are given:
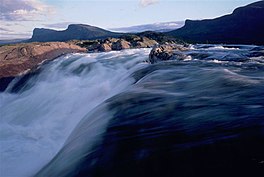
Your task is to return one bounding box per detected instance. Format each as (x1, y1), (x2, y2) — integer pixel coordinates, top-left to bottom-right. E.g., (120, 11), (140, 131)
(167, 1), (264, 45)
(29, 24), (122, 42)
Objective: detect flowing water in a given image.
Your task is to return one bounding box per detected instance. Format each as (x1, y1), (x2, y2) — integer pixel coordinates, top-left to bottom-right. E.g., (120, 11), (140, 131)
(0, 45), (264, 177)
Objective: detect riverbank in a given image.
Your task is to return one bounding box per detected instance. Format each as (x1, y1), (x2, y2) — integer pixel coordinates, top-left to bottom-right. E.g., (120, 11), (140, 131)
(1, 46), (263, 177)
(0, 42), (87, 91)
(0, 42), (86, 78)
(0, 33), (183, 91)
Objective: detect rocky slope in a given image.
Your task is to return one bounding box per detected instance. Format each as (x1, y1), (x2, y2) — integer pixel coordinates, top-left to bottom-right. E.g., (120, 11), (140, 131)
(0, 42), (86, 78)
(29, 24), (122, 42)
(167, 1), (264, 45)
(0, 42), (86, 90)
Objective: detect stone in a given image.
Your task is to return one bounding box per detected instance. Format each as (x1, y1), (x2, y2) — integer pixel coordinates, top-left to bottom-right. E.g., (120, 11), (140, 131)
(148, 44), (189, 64)
(112, 39), (131, 50)
(99, 43), (112, 52)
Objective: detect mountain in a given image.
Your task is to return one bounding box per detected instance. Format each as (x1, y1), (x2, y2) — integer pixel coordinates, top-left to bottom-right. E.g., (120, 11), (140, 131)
(29, 24), (122, 42)
(167, 1), (264, 45)
(109, 21), (184, 33)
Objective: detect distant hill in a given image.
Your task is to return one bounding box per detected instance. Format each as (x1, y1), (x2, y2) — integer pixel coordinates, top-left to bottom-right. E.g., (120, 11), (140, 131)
(28, 24), (122, 42)
(167, 1), (264, 45)
(109, 21), (184, 33)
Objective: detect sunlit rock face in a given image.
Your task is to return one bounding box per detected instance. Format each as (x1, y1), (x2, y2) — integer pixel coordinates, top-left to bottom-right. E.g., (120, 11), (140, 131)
(0, 42), (86, 78)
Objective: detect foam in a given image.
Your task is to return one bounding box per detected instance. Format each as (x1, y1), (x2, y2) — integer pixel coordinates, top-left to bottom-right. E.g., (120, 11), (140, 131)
(0, 49), (149, 177)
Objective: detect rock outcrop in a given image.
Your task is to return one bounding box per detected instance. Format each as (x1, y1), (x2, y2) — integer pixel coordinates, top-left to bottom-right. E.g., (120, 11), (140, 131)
(0, 42), (86, 78)
(148, 44), (189, 64)
(74, 32), (180, 52)
(167, 1), (264, 45)
(112, 39), (131, 50)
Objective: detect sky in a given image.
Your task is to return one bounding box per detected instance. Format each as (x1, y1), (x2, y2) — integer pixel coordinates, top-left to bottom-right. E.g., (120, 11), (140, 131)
(0, 0), (259, 39)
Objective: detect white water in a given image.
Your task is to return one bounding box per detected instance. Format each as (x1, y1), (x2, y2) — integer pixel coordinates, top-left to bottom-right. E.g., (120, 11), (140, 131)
(0, 49), (150, 177)
(206, 46), (240, 50)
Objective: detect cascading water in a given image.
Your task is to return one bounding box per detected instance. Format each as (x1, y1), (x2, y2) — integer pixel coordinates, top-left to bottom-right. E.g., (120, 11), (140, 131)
(0, 49), (150, 177)
(0, 45), (264, 177)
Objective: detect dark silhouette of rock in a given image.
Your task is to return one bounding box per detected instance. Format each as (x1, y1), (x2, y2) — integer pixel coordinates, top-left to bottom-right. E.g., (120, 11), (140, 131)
(29, 24), (122, 42)
(167, 1), (264, 45)
(148, 44), (189, 64)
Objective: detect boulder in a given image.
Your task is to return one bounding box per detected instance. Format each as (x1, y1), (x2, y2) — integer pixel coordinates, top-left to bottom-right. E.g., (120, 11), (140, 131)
(122, 35), (141, 43)
(99, 43), (112, 52)
(112, 39), (131, 50)
(135, 37), (158, 48)
(142, 37), (158, 47)
(148, 44), (189, 64)
(106, 38), (119, 43)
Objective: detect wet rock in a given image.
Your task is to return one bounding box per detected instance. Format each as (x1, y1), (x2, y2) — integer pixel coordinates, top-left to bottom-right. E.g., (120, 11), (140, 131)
(148, 44), (189, 64)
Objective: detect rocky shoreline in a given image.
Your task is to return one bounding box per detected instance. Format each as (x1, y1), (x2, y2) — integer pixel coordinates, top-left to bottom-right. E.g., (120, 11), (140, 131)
(74, 37), (157, 52)
(72, 31), (183, 52)
(0, 42), (86, 78)
(0, 33), (184, 91)
(0, 42), (87, 91)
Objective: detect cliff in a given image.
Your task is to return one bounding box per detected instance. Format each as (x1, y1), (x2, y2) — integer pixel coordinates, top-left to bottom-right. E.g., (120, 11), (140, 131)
(167, 1), (264, 45)
(29, 24), (122, 42)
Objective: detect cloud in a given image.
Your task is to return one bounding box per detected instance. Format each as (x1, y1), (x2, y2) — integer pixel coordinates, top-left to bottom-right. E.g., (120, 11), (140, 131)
(0, 27), (14, 32)
(0, 28), (31, 39)
(139, 0), (159, 7)
(0, 21), (33, 39)
(0, 0), (55, 21)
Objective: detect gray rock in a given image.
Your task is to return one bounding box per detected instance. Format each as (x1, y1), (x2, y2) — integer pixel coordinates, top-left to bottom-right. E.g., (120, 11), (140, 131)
(112, 39), (131, 50)
(134, 37), (158, 48)
(148, 44), (189, 64)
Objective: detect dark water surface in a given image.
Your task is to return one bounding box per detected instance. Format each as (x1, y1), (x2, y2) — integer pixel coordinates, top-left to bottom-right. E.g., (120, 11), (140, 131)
(1, 45), (264, 177)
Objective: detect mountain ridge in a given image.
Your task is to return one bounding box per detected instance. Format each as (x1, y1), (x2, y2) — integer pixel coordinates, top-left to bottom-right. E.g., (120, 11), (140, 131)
(167, 1), (264, 45)
(21, 1), (264, 45)
(109, 21), (184, 33)
(29, 24), (123, 42)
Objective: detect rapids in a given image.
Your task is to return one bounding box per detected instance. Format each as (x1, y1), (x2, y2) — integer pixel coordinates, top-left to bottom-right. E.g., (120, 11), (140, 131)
(0, 45), (263, 177)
